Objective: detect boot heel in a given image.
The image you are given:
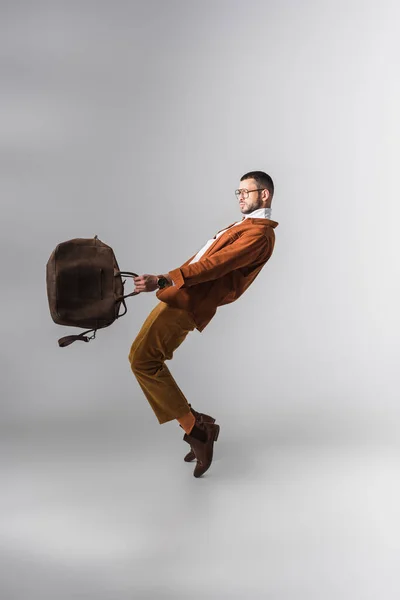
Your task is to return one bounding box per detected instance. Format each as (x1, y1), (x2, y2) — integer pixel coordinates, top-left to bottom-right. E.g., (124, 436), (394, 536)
(213, 425), (220, 441)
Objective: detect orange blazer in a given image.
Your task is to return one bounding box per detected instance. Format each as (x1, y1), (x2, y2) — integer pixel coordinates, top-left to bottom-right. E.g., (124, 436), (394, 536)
(156, 216), (279, 332)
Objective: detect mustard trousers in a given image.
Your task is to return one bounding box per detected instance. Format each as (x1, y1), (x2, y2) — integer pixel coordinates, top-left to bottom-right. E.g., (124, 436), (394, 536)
(128, 300), (197, 424)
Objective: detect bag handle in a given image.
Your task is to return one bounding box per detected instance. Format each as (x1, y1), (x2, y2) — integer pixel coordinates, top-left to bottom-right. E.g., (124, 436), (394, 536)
(115, 270), (140, 303)
(116, 271), (138, 278)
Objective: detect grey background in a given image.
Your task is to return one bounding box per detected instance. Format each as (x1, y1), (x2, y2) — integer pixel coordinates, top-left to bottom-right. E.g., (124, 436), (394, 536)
(1, 1), (399, 599)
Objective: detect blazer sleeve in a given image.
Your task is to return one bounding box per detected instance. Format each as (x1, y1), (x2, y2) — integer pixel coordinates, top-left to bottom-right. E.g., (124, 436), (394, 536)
(168, 232), (269, 289)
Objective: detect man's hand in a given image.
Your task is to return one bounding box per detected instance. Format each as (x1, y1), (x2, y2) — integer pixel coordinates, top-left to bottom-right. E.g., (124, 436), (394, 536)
(133, 274), (173, 293)
(133, 274), (158, 293)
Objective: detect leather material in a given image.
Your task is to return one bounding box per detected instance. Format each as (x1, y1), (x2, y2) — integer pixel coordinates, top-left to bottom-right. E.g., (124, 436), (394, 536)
(184, 408), (216, 462)
(46, 236), (138, 346)
(183, 419), (220, 478)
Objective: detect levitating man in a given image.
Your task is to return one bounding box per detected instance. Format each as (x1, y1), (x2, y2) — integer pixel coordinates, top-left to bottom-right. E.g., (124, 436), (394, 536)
(129, 171), (279, 477)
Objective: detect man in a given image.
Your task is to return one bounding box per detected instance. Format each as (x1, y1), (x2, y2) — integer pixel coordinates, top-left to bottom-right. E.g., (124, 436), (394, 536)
(129, 171), (279, 478)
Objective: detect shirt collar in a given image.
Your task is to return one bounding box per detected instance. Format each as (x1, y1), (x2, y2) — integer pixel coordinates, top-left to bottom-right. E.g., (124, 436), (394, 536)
(242, 207), (272, 220)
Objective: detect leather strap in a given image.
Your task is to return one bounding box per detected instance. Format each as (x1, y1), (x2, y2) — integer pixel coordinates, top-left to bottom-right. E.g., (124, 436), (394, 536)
(58, 329), (96, 347)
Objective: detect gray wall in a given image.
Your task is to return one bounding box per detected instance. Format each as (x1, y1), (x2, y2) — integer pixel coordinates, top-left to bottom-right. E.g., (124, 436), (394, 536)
(1, 2), (400, 598)
(2, 0), (398, 432)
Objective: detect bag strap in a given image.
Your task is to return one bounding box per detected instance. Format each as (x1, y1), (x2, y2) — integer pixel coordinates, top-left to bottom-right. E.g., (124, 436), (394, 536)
(58, 329), (96, 347)
(117, 297), (128, 318)
(121, 290), (140, 300)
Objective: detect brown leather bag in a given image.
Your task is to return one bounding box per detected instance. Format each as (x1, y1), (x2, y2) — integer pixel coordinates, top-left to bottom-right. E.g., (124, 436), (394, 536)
(46, 236), (138, 347)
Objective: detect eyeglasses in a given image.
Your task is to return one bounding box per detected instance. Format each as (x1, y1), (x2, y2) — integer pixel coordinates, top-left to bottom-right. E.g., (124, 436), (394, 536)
(235, 188), (265, 199)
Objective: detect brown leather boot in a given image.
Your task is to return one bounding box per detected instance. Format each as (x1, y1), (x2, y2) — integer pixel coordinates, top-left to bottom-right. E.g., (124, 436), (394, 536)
(183, 420), (220, 478)
(184, 408), (216, 462)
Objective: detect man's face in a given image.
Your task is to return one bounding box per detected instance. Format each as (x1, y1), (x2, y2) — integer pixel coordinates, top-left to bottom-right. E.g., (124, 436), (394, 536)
(237, 178), (265, 214)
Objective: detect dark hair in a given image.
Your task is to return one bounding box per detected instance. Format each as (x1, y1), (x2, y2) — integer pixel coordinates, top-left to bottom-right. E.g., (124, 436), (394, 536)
(240, 171), (274, 202)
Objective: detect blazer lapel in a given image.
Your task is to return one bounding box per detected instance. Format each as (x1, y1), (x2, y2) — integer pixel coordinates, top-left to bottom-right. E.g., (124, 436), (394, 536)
(183, 218), (246, 266)
(214, 218), (244, 236)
